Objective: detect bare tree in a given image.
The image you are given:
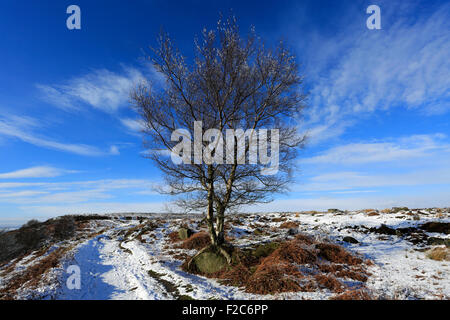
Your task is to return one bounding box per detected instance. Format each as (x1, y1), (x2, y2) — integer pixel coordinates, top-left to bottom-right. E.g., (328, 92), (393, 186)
(132, 16), (306, 262)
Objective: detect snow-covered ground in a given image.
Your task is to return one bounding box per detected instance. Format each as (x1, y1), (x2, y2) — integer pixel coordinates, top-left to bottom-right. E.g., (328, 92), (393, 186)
(1, 209), (448, 300)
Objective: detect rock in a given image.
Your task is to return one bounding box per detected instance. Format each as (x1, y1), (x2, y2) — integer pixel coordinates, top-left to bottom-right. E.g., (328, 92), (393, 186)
(406, 233), (428, 245)
(427, 237), (450, 247)
(413, 214), (421, 221)
(328, 208), (343, 214)
(367, 211), (380, 216)
(392, 207), (409, 213)
(420, 222), (450, 234)
(287, 228), (299, 235)
(252, 242), (280, 258)
(371, 224), (396, 235)
(192, 248), (228, 274)
(178, 227), (194, 240)
(253, 228), (264, 236)
(342, 236), (359, 244)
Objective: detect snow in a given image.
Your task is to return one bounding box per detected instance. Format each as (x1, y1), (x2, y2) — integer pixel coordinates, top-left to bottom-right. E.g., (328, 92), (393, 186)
(1, 209), (449, 300)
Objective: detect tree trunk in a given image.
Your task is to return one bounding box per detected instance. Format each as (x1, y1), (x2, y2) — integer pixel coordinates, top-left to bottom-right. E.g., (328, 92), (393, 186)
(206, 166), (217, 246)
(215, 205), (225, 246)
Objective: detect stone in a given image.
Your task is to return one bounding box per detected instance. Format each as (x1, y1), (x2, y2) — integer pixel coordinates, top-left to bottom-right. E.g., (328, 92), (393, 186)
(178, 227), (194, 240)
(193, 249), (228, 274)
(342, 236), (359, 244)
(427, 237), (450, 247)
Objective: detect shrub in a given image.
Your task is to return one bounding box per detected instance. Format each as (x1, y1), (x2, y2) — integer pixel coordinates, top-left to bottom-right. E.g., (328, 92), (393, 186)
(246, 262), (302, 294)
(0, 230), (17, 263)
(0, 247), (65, 298)
(53, 216), (76, 240)
(279, 221), (299, 229)
(426, 247), (449, 261)
(179, 233), (371, 297)
(316, 243), (362, 265)
(314, 274), (345, 293)
(271, 240), (317, 265)
(295, 233), (314, 244)
(15, 226), (44, 250)
(22, 219), (40, 228)
(219, 263), (251, 287)
(179, 232), (211, 250)
(167, 231), (181, 242)
(331, 289), (373, 300)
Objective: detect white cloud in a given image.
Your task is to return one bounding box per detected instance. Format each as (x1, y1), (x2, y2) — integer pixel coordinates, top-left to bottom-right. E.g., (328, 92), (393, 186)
(0, 178), (159, 205)
(0, 114), (120, 156)
(295, 168), (450, 192)
(0, 190), (48, 198)
(296, 133), (450, 193)
(302, 134), (449, 165)
(37, 67), (144, 113)
(0, 166), (76, 179)
(36, 64), (165, 113)
(109, 145), (120, 155)
(21, 201), (167, 216)
(300, 2), (450, 143)
(120, 118), (145, 133)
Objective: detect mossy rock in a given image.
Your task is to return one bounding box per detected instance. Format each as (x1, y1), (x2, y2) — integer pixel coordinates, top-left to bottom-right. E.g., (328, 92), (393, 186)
(342, 236), (359, 244)
(253, 228), (264, 236)
(428, 237), (450, 247)
(252, 242), (280, 258)
(178, 227), (194, 240)
(192, 248), (228, 274)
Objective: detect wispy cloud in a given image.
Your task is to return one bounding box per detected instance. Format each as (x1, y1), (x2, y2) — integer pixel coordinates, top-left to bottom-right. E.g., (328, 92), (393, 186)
(299, 2), (450, 143)
(0, 166), (76, 179)
(296, 133), (450, 193)
(37, 66), (144, 113)
(296, 168), (450, 192)
(36, 64), (165, 113)
(21, 201), (167, 216)
(302, 134), (449, 165)
(120, 118), (145, 133)
(0, 178), (159, 205)
(0, 114), (120, 156)
(0, 190), (49, 198)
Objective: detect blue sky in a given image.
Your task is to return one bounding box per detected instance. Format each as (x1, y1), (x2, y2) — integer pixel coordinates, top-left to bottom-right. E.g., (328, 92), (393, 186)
(0, 0), (449, 226)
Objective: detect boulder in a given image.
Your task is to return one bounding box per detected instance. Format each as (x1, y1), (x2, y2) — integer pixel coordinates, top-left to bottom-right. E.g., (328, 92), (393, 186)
(392, 207), (409, 213)
(287, 228), (299, 236)
(371, 224), (396, 235)
(342, 236), (359, 244)
(420, 222), (450, 234)
(178, 227), (194, 240)
(192, 248), (228, 274)
(428, 237), (450, 247)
